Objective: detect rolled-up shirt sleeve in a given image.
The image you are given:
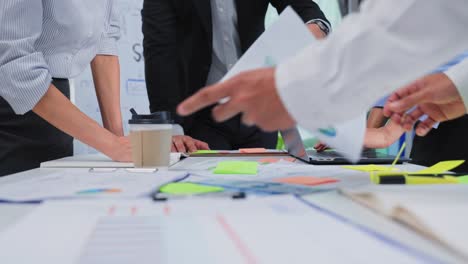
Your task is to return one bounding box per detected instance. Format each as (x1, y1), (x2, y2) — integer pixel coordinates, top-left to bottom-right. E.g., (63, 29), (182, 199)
(275, 0), (468, 131)
(445, 59), (468, 111)
(0, 0), (52, 115)
(97, 0), (121, 56)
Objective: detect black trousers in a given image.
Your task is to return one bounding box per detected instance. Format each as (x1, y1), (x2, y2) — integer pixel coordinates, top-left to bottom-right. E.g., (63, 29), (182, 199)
(0, 79), (73, 176)
(186, 114), (277, 150)
(411, 115), (468, 173)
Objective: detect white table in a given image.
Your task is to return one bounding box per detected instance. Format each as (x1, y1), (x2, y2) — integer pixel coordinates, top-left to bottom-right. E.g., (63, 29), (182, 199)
(0, 155), (464, 263)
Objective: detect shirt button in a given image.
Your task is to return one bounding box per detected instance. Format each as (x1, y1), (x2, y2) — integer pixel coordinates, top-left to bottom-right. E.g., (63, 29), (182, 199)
(218, 7), (224, 12)
(88, 31), (93, 38)
(224, 36), (229, 42)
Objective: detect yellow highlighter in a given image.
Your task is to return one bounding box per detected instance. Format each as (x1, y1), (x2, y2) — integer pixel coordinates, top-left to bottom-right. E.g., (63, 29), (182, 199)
(374, 174), (460, 185)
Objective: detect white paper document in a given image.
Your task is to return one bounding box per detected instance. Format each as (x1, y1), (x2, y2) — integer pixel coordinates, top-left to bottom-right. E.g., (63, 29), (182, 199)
(40, 153), (182, 168)
(0, 197), (427, 264)
(0, 169), (187, 202)
(341, 184), (468, 260)
(222, 7), (365, 162)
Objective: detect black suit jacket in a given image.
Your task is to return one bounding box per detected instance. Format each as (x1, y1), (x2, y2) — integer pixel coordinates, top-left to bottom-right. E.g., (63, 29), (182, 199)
(142, 0), (328, 128)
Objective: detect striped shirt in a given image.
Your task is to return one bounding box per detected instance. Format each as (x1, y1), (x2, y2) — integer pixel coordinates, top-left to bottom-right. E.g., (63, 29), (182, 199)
(0, 0), (120, 115)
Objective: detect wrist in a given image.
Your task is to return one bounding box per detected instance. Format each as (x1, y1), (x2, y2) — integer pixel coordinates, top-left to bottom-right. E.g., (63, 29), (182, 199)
(94, 128), (121, 157)
(103, 118), (124, 136)
(306, 20), (330, 39)
(307, 24), (326, 39)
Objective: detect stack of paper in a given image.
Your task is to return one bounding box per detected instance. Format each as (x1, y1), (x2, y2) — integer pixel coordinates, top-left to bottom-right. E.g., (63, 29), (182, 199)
(0, 197), (428, 263)
(340, 184), (468, 260)
(0, 169), (187, 202)
(40, 153), (182, 168)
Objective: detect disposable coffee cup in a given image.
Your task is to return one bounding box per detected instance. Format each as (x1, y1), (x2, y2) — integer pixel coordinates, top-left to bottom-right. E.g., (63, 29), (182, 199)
(129, 109), (173, 168)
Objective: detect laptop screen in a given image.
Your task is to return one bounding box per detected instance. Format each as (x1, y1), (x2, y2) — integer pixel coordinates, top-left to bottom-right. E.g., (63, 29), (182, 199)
(280, 127), (310, 161)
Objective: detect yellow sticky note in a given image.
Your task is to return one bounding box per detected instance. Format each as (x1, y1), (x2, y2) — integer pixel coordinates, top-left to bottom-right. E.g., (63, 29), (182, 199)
(416, 160), (465, 174)
(239, 148), (267, 154)
(342, 165), (395, 172)
(213, 161), (258, 175)
(192, 150), (219, 154)
(159, 183), (224, 195)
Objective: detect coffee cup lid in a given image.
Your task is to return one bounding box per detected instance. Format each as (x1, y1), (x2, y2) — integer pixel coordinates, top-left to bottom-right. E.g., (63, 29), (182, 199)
(128, 108), (174, 124)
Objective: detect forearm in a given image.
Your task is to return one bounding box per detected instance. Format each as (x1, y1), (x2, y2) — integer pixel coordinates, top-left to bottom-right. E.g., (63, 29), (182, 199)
(33, 85), (118, 156)
(91, 55), (124, 136)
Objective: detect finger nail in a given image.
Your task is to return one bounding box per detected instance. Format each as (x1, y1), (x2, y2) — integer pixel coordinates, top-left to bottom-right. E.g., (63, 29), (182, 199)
(177, 105), (187, 115)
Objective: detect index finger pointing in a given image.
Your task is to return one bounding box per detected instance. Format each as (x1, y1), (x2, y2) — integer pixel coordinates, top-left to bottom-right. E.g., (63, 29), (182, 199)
(177, 79), (236, 116)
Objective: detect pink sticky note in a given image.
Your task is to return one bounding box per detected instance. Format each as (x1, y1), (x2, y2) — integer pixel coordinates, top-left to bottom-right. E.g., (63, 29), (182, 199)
(239, 148), (267, 154)
(259, 158), (296, 163)
(274, 176), (339, 186)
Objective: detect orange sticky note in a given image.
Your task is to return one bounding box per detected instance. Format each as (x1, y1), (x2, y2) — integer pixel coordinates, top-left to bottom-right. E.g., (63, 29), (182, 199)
(239, 148), (267, 154)
(259, 157), (296, 163)
(274, 176), (339, 186)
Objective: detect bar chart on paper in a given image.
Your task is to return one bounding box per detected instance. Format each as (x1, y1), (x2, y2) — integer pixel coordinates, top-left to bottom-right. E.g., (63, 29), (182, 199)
(0, 198), (434, 264)
(79, 216), (167, 264)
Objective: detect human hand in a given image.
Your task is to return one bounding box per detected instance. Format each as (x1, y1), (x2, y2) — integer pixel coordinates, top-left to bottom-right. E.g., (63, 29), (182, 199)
(171, 135), (210, 153)
(314, 142), (329, 152)
(177, 68), (296, 132)
(107, 136), (132, 162)
(307, 23), (327, 39)
(364, 120), (405, 149)
(384, 73), (467, 136)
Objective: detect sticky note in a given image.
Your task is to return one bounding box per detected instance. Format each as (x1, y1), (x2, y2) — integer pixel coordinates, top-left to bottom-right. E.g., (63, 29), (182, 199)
(274, 176), (339, 186)
(239, 148), (267, 154)
(192, 150), (219, 154)
(342, 165), (395, 172)
(159, 183), (224, 195)
(213, 161), (258, 175)
(457, 176), (468, 184)
(259, 157), (296, 164)
(416, 160), (465, 174)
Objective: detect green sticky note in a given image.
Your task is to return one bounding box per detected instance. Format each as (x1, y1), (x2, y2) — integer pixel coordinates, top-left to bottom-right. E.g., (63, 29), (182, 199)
(192, 150), (219, 154)
(457, 176), (468, 184)
(159, 182), (224, 195)
(417, 160), (465, 174)
(213, 161), (258, 175)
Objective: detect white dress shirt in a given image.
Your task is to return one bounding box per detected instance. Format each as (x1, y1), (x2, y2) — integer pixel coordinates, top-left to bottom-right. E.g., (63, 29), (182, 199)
(445, 59), (468, 110)
(0, 0), (120, 115)
(206, 0), (242, 86)
(275, 0), (468, 132)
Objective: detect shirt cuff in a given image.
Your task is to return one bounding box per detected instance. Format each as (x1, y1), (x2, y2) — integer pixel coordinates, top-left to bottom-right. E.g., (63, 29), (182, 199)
(0, 53), (52, 115)
(444, 59), (468, 111)
(97, 34), (119, 56)
(306, 19), (332, 34)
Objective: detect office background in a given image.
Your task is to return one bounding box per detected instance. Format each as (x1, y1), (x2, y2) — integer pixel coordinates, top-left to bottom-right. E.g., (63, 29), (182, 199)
(72, 0), (392, 155)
